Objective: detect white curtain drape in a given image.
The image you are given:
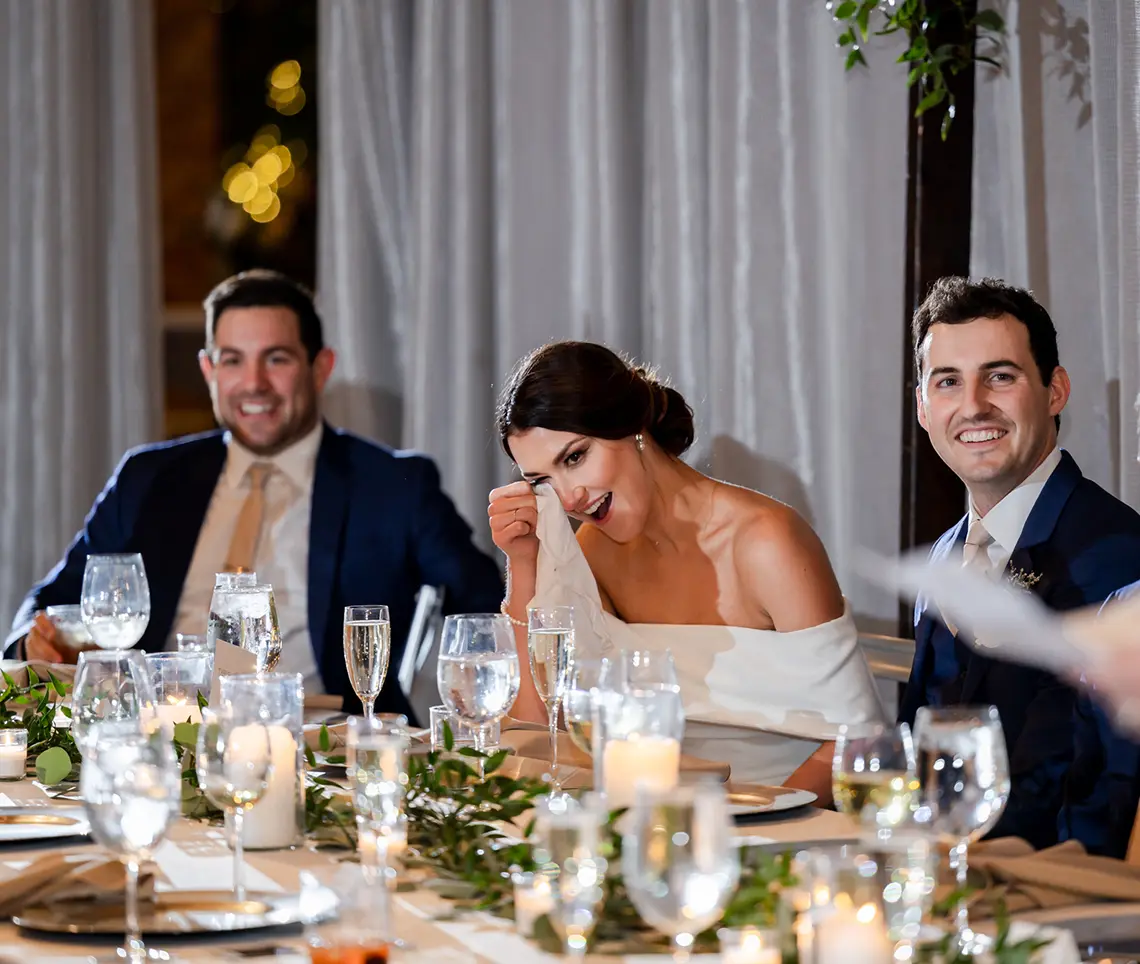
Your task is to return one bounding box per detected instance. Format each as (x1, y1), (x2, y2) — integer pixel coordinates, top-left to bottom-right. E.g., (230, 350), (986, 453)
(0, 1), (162, 623)
(318, 0), (908, 629)
(972, 0), (1140, 507)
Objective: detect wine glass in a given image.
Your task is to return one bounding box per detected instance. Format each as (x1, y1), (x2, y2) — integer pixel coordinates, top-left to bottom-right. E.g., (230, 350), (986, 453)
(832, 722), (918, 831)
(563, 657), (610, 756)
(527, 605), (576, 792)
(914, 705), (1010, 957)
(196, 707), (272, 901)
(81, 553), (151, 650)
(343, 605), (391, 722)
(71, 650), (156, 752)
(533, 794), (610, 958)
(436, 614), (521, 753)
(82, 721), (179, 964)
(210, 584), (281, 672)
(623, 782), (741, 962)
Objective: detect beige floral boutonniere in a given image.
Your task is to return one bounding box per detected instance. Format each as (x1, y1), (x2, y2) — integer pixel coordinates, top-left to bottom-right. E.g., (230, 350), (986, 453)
(1006, 567), (1043, 593)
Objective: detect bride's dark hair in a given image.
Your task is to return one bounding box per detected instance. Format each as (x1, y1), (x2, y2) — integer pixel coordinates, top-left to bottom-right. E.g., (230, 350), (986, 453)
(496, 341), (695, 459)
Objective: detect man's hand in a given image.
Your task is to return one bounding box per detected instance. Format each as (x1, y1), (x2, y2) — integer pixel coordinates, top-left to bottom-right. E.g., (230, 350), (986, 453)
(25, 612), (69, 664)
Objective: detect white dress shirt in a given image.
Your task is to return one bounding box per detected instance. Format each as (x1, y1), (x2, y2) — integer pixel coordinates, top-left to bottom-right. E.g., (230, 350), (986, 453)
(968, 446), (1063, 577)
(172, 422), (325, 693)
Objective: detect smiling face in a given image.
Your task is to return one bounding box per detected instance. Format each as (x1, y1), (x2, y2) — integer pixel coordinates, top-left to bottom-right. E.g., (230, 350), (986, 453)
(917, 314), (1070, 514)
(199, 305), (335, 456)
(507, 428), (652, 543)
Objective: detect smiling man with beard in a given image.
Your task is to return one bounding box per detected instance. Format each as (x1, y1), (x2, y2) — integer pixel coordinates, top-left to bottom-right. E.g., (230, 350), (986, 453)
(899, 276), (1140, 851)
(6, 271), (503, 720)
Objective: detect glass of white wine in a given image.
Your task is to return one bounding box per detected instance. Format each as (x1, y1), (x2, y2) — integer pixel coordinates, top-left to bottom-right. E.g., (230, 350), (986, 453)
(196, 708), (272, 901)
(81, 553), (151, 650)
(436, 614), (521, 754)
(527, 605), (575, 792)
(343, 605), (391, 722)
(832, 722), (918, 831)
(563, 657), (609, 757)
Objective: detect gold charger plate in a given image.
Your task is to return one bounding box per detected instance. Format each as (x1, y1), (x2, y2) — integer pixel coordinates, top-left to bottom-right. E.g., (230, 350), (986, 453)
(13, 887), (336, 935)
(0, 808), (89, 843)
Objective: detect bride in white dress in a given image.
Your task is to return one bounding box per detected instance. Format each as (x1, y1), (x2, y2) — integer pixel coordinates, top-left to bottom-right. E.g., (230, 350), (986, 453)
(489, 342), (883, 794)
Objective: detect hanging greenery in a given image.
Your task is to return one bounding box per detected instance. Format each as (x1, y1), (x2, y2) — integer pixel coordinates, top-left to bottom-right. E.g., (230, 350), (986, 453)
(828, 0), (1007, 140)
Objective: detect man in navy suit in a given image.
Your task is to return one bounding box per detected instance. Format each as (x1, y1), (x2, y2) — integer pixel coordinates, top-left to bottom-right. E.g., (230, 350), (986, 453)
(6, 270), (504, 721)
(898, 276), (1140, 850)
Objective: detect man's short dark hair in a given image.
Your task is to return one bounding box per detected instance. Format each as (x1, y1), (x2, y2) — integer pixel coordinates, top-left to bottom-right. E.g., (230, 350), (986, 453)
(203, 270), (324, 362)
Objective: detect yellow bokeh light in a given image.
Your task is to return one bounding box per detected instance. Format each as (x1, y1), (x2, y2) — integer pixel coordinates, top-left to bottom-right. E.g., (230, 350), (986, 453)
(271, 144), (292, 168)
(227, 170), (259, 204)
(256, 124), (282, 142)
(270, 60), (301, 90)
(274, 86), (306, 116)
(222, 162), (250, 192)
(244, 185), (276, 216)
(268, 85), (299, 106)
(250, 193), (282, 224)
(276, 165), (296, 189)
(285, 139), (308, 167)
(252, 152), (284, 184)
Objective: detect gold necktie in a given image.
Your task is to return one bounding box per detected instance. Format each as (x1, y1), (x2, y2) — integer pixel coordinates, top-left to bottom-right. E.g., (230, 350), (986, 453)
(223, 463), (272, 573)
(963, 519), (995, 576)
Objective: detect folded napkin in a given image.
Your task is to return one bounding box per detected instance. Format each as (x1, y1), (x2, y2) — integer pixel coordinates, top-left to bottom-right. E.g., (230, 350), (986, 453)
(953, 838), (1140, 917)
(0, 850), (154, 915)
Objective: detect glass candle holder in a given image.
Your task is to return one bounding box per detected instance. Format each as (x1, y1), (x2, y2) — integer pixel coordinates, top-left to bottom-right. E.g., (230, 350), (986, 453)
(219, 672), (304, 850)
(512, 870), (555, 937)
(146, 652), (211, 735)
(0, 730), (28, 781)
(718, 926), (781, 964)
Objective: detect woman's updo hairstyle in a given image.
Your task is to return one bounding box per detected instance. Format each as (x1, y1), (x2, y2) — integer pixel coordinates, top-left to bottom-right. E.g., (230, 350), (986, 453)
(496, 341), (695, 460)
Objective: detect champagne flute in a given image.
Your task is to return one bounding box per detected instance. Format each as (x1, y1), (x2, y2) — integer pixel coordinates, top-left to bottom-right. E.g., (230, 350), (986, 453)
(914, 705), (1010, 957)
(82, 722), (179, 964)
(343, 605), (391, 722)
(832, 722), (918, 830)
(623, 782), (741, 962)
(71, 650), (156, 752)
(196, 708), (272, 901)
(436, 614), (521, 754)
(527, 605), (575, 791)
(81, 553), (151, 650)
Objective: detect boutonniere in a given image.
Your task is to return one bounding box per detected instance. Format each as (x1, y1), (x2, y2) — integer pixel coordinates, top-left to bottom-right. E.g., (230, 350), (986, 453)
(1006, 566), (1043, 592)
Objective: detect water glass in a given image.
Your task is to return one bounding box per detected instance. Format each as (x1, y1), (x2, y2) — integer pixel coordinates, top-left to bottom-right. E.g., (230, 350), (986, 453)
(563, 657), (609, 757)
(44, 604), (97, 656)
(196, 708), (272, 900)
(343, 605), (391, 722)
(623, 782), (740, 961)
(174, 633), (209, 654)
(527, 605), (576, 792)
(82, 722), (179, 964)
(71, 650), (156, 752)
(533, 794), (610, 958)
(436, 614), (521, 753)
(832, 722), (918, 831)
(80, 553), (151, 650)
(209, 584), (281, 673)
(914, 705), (1010, 957)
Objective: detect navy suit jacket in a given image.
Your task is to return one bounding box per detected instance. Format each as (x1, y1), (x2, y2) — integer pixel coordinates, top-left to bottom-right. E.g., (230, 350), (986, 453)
(899, 450), (1140, 849)
(5, 426), (505, 722)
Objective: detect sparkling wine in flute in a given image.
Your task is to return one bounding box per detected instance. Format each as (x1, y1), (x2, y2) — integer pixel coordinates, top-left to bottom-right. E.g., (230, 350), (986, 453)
(566, 718), (593, 756)
(528, 628), (575, 707)
(833, 769), (920, 825)
(437, 653), (520, 724)
(344, 620), (392, 705)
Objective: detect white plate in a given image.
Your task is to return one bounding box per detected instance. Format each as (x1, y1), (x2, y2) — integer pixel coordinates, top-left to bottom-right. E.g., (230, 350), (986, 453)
(727, 785), (818, 817)
(0, 807), (89, 843)
(1008, 902), (1140, 954)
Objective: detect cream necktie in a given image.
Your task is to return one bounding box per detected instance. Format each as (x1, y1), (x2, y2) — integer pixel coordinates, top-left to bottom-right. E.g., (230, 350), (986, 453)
(962, 519), (995, 577)
(223, 462), (272, 573)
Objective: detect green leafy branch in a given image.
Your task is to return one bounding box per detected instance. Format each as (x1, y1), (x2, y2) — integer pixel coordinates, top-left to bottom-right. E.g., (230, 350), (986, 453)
(914, 887), (1053, 963)
(829, 0), (1007, 139)
(0, 668), (79, 785)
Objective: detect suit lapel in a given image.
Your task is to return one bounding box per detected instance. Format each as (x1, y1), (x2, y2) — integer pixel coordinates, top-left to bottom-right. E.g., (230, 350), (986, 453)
(959, 451), (1081, 700)
(307, 426), (349, 666)
(934, 517), (968, 634)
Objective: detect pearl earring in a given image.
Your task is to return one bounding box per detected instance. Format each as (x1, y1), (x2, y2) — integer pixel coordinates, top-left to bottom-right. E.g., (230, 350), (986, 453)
(635, 433), (645, 453)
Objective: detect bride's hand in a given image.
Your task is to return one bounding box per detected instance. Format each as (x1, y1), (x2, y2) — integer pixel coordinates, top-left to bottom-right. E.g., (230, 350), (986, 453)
(488, 480), (540, 567)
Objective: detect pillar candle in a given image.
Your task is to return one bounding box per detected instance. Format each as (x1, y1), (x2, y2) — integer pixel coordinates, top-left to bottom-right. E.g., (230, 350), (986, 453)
(601, 735), (680, 808)
(227, 723), (298, 850)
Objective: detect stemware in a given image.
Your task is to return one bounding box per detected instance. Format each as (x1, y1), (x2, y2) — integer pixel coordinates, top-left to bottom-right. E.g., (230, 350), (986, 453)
(80, 553), (151, 650)
(205, 570), (261, 650)
(533, 794), (610, 958)
(563, 657), (610, 757)
(436, 614), (521, 753)
(209, 584), (282, 672)
(343, 605), (391, 722)
(914, 705), (1010, 957)
(70, 650), (156, 752)
(196, 707), (272, 901)
(832, 722), (918, 831)
(623, 782), (741, 962)
(82, 722), (179, 964)
(527, 605), (576, 791)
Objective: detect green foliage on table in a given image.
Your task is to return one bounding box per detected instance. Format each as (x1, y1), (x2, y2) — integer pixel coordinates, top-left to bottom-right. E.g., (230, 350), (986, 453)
(828, 0), (1006, 139)
(913, 887), (1053, 964)
(0, 668), (79, 784)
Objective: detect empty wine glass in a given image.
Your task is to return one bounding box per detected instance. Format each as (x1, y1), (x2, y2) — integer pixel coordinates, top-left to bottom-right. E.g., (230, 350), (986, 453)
(196, 707), (272, 901)
(71, 650), (156, 752)
(81, 553), (151, 650)
(82, 721), (179, 964)
(533, 794), (610, 958)
(914, 705), (1010, 957)
(527, 605), (576, 792)
(209, 584), (281, 672)
(623, 782), (741, 962)
(436, 614), (521, 753)
(343, 605), (391, 722)
(833, 722), (918, 831)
